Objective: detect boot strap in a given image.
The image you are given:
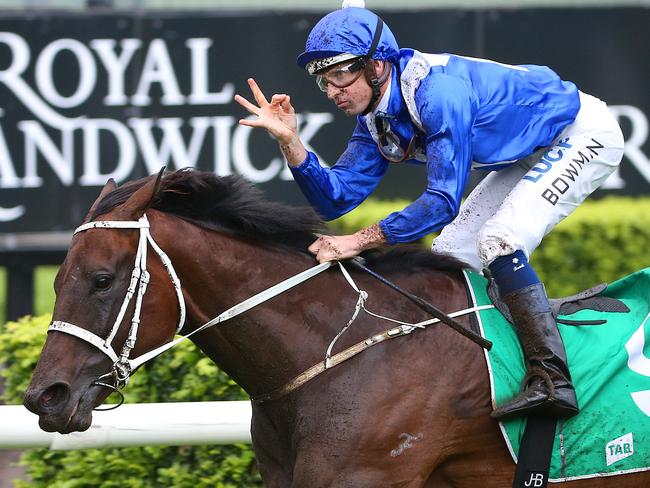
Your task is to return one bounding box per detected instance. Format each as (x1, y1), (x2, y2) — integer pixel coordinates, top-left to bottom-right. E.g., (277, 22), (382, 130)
(521, 366), (555, 398)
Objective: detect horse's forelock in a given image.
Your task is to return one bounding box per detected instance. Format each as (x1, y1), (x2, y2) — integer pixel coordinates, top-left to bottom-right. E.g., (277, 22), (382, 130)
(88, 177), (152, 221)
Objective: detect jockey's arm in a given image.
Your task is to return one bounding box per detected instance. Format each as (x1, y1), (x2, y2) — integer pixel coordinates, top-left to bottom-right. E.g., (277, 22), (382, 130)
(290, 122), (389, 220)
(379, 72), (475, 244)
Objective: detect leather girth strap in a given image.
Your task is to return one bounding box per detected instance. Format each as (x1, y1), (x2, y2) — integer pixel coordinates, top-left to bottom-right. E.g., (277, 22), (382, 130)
(513, 416), (557, 488)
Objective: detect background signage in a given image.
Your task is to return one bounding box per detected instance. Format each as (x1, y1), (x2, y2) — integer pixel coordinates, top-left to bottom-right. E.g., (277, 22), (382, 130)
(0, 8), (648, 234)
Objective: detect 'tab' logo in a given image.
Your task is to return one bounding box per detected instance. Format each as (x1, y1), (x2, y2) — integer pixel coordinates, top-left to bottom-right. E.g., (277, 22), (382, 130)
(606, 433), (634, 466)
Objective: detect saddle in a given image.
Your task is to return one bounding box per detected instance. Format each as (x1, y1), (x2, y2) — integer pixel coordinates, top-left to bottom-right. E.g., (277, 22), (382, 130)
(469, 267), (650, 481)
(487, 280), (630, 326)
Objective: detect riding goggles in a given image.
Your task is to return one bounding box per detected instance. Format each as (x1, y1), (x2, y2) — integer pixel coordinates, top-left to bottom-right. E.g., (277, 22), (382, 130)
(315, 58), (366, 92)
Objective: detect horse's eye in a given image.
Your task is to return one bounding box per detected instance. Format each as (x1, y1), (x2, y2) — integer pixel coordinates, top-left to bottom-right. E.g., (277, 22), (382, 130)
(94, 274), (113, 291)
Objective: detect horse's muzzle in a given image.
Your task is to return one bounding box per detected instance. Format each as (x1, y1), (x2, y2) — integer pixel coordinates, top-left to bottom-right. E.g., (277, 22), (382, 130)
(23, 381), (96, 433)
(24, 381), (71, 416)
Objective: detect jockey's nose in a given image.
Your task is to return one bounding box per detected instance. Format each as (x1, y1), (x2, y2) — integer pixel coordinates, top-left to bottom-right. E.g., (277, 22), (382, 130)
(23, 381), (71, 415)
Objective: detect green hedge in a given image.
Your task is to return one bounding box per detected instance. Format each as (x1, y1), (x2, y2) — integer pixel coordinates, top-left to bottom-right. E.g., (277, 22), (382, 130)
(0, 196), (648, 486)
(332, 196), (650, 296)
(0, 266), (58, 325)
(529, 197), (650, 296)
(0, 316), (263, 488)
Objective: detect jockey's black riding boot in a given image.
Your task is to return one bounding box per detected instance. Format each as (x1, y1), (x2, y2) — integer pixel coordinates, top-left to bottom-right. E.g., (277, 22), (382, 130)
(490, 283), (579, 420)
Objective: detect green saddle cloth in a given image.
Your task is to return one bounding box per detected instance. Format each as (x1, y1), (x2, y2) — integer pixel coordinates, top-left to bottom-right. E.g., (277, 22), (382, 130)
(464, 268), (650, 482)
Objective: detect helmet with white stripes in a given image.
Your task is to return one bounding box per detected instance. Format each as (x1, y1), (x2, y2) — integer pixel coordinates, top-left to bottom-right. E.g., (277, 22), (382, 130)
(296, 7), (399, 113)
(297, 7), (399, 73)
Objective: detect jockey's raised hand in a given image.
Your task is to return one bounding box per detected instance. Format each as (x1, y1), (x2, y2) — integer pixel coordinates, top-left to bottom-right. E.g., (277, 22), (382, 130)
(235, 78), (307, 166)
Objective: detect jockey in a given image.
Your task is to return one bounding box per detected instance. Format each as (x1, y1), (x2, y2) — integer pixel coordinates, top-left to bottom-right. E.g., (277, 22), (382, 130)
(234, 5), (624, 420)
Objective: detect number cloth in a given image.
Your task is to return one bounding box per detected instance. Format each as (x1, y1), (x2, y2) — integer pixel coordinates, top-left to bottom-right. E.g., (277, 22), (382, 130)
(464, 268), (650, 481)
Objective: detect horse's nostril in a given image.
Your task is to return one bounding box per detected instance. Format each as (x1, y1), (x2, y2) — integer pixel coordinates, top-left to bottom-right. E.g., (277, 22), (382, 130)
(39, 383), (70, 410)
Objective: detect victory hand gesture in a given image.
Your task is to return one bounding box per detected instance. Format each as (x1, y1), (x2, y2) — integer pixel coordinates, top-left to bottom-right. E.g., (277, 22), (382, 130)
(235, 78), (307, 165)
(235, 78), (298, 144)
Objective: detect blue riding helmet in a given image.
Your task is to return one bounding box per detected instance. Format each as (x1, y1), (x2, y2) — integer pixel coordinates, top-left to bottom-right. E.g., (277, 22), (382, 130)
(296, 7), (400, 73)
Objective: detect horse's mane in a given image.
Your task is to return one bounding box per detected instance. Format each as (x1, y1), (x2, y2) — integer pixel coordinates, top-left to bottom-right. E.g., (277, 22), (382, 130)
(363, 246), (467, 274)
(90, 169), (467, 273)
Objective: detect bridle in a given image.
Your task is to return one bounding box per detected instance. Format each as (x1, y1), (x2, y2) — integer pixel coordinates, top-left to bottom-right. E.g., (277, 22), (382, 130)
(49, 212), (493, 409)
(48, 213), (334, 409)
(49, 215), (186, 409)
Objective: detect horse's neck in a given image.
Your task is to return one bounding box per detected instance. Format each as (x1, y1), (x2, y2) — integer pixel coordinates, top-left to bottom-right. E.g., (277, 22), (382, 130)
(156, 218), (337, 394)
(155, 215), (472, 398)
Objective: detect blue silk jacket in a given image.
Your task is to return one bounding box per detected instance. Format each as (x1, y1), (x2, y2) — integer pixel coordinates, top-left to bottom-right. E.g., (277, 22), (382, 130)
(290, 49), (580, 244)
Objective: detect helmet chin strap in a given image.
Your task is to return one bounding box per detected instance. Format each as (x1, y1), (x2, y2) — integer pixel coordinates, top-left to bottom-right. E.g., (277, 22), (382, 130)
(361, 60), (392, 115)
(361, 17), (389, 115)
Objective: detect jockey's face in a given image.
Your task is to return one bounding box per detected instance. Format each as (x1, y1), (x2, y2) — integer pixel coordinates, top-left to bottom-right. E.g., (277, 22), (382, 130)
(321, 60), (386, 116)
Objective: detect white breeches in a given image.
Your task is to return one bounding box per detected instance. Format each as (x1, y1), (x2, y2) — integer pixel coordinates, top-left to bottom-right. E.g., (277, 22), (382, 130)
(431, 92), (625, 271)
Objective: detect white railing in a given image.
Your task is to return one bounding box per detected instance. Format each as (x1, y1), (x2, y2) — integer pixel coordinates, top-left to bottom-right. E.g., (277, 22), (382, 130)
(0, 401), (252, 450)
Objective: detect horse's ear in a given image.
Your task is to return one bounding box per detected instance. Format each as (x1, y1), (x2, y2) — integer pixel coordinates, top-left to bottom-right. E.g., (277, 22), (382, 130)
(83, 178), (118, 223)
(116, 167), (165, 219)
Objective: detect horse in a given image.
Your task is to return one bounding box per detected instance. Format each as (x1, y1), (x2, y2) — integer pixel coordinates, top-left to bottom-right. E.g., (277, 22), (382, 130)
(23, 169), (648, 487)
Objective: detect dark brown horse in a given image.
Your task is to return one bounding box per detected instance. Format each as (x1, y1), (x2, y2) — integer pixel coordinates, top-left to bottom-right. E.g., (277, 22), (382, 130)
(23, 169), (648, 487)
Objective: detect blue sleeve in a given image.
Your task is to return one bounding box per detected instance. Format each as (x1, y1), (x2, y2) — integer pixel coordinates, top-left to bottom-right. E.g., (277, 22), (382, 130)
(290, 121), (389, 221)
(380, 73), (475, 243)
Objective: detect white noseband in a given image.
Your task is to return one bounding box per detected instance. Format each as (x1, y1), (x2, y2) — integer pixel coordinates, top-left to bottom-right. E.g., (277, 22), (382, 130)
(48, 215), (186, 385)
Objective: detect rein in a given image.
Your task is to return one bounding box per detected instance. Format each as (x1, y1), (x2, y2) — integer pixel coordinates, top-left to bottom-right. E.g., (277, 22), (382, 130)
(49, 214), (334, 408)
(349, 258), (493, 350)
(49, 213), (495, 408)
